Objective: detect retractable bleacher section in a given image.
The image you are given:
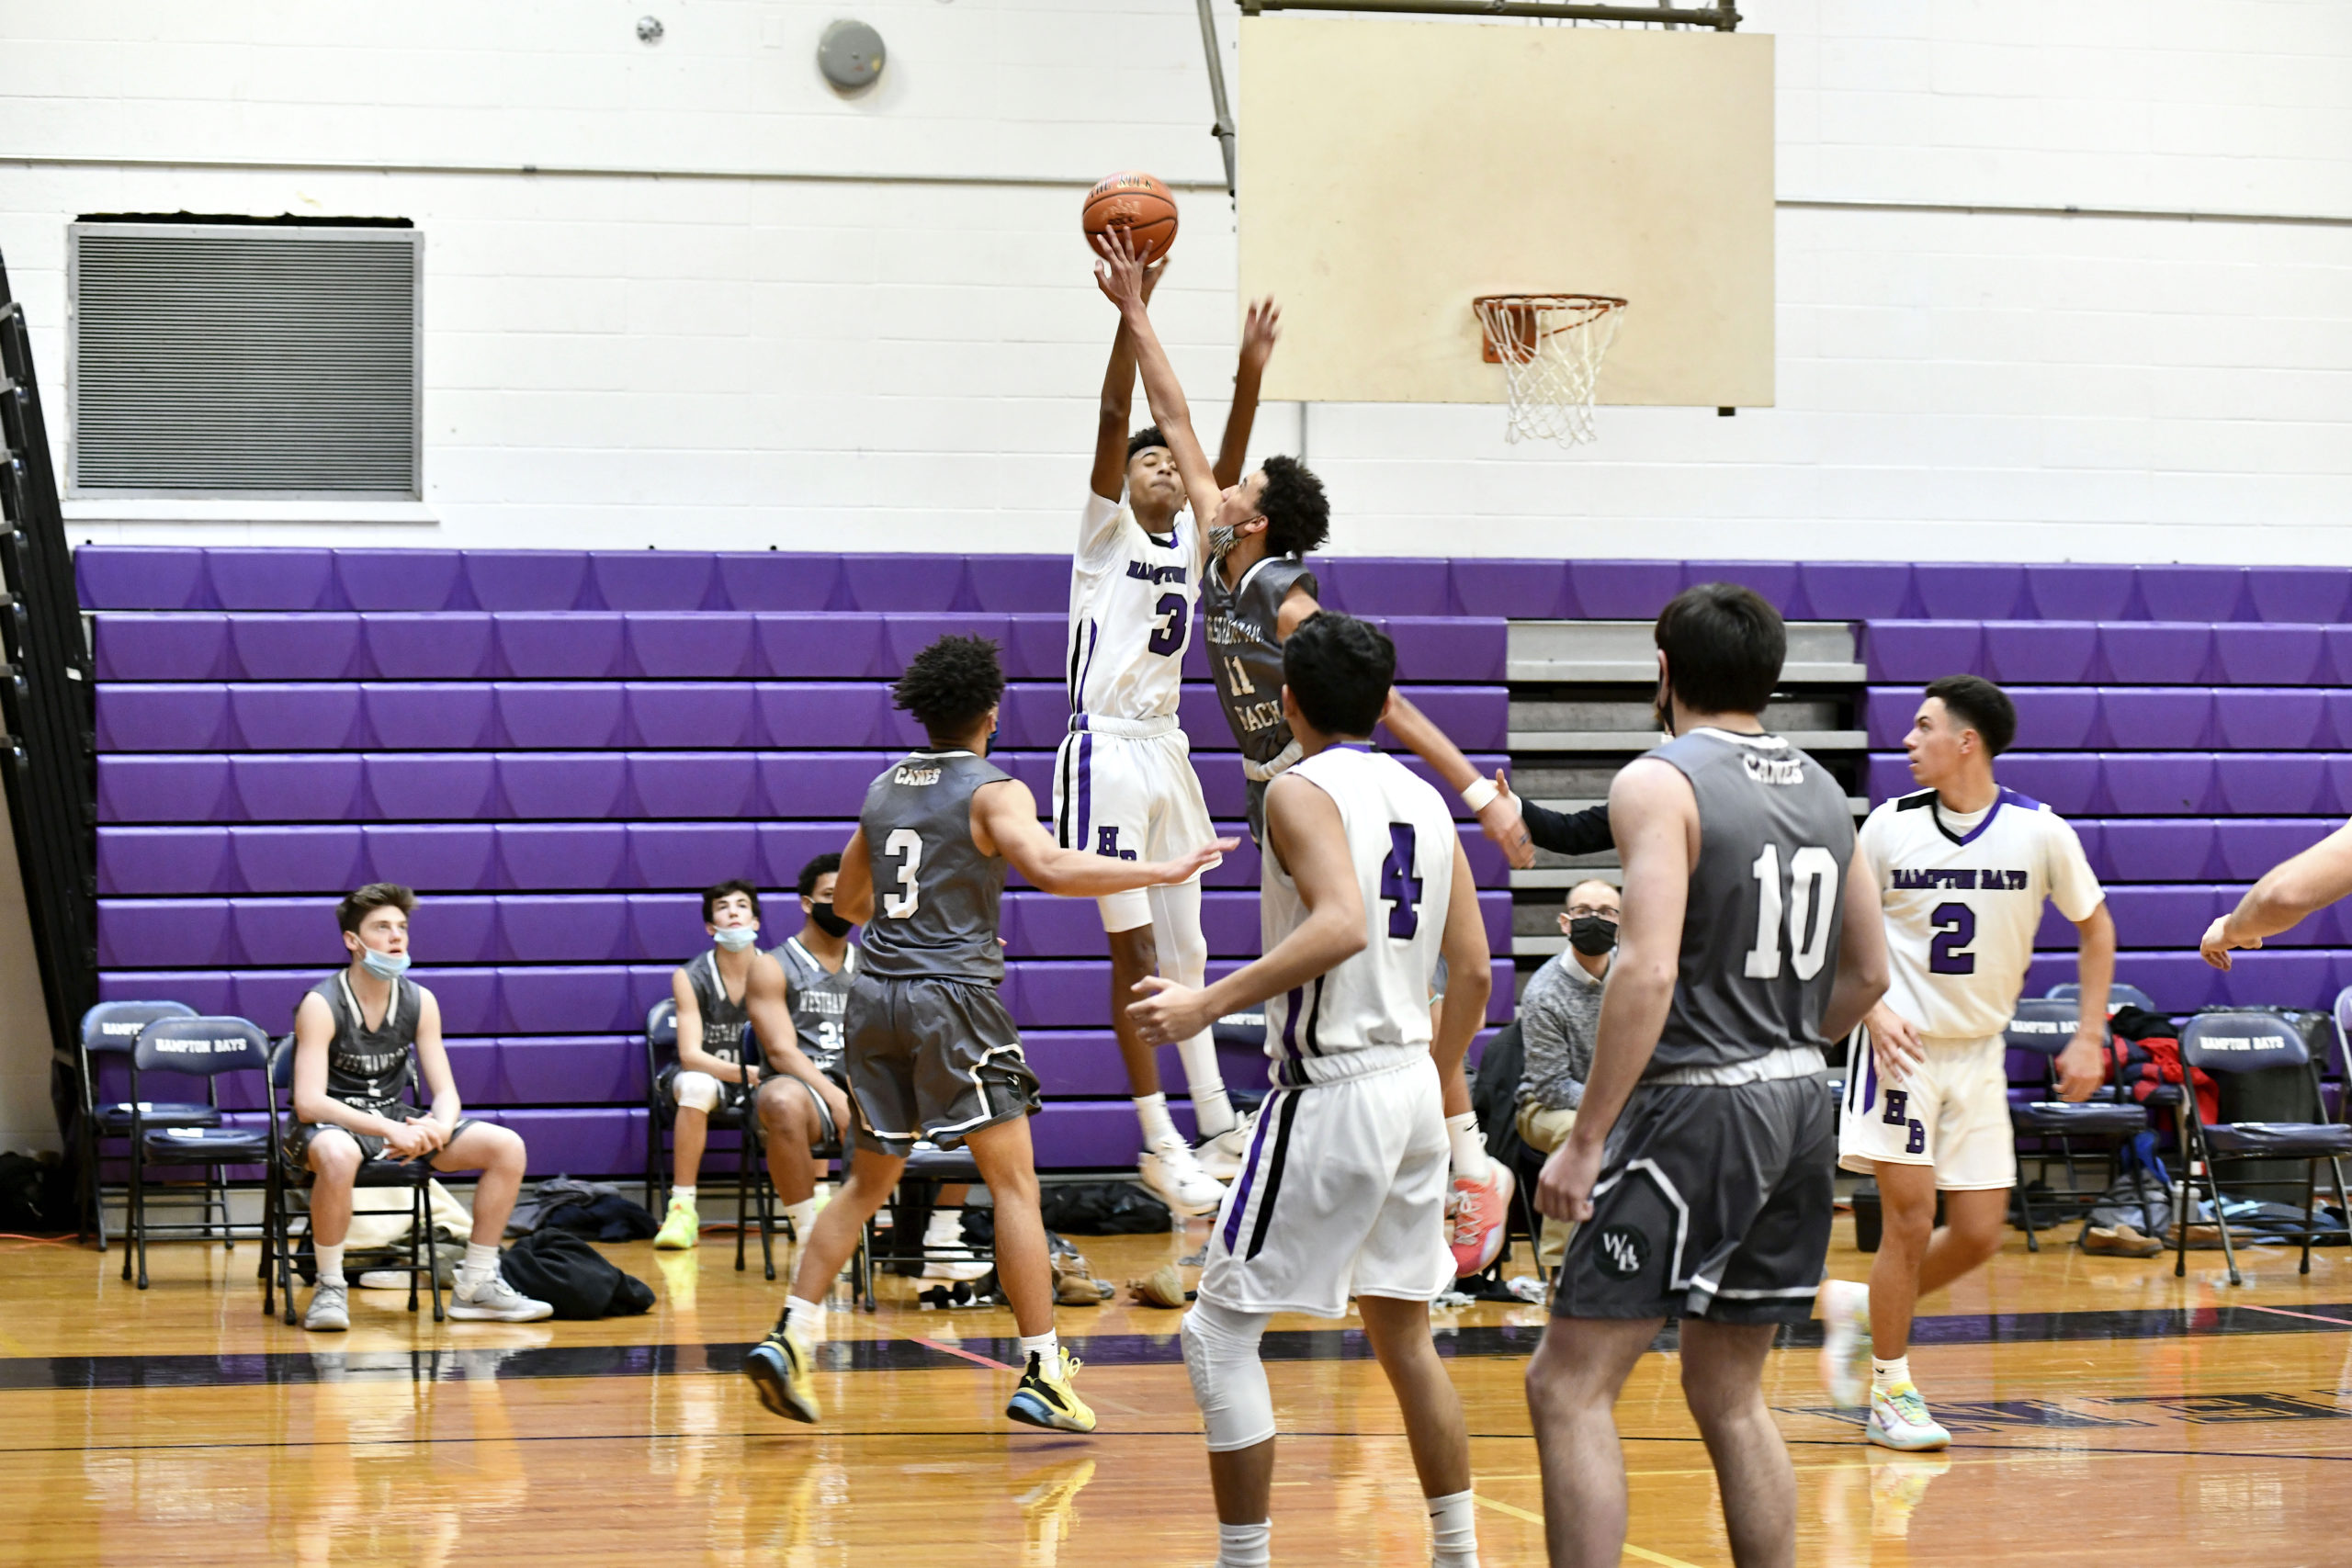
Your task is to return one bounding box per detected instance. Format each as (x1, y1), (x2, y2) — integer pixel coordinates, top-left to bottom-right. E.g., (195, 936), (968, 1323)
(79, 547), (1516, 1181)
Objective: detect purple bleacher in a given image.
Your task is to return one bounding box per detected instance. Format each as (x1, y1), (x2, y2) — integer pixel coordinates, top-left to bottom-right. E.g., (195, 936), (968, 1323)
(1977, 689), (2097, 750)
(754, 613), (884, 679)
(1681, 561), (1802, 618)
(495, 1039), (644, 1105)
(207, 548), (336, 612)
(626, 894), (707, 960)
(2135, 565), (2246, 623)
(628, 682), (760, 749)
(2097, 689), (2214, 749)
(497, 613), (626, 679)
(628, 613), (756, 678)
(229, 684), (363, 750)
(630, 753), (761, 818)
(1863, 622), (1983, 682)
(842, 554), (967, 613)
(2100, 753), (2216, 815)
(98, 828), (232, 896)
(1022, 1032), (1145, 1098)
(1314, 558), (1451, 618)
(751, 683), (901, 750)
(496, 682), (628, 749)
(714, 552), (841, 613)
(590, 551), (718, 612)
(2213, 689), (2326, 750)
(2212, 818), (2334, 881)
(503, 896), (629, 963)
(367, 754), (499, 820)
(967, 556), (1069, 615)
(464, 551), (589, 612)
(1794, 562), (1907, 620)
(95, 615), (230, 681)
(1566, 560), (1683, 620)
(363, 682), (498, 750)
(1914, 564), (2024, 622)
(99, 757), (234, 823)
(2245, 567), (2352, 626)
(77, 547), (209, 610)
(2039, 886), (2216, 949)
(498, 965), (634, 1032)
(2213, 624), (2325, 687)
(230, 614), (361, 680)
(1982, 622), (2097, 685)
(334, 548), (464, 611)
(2023, 564), (2137, 623)
(98, 684), (231, 752)
(880, 615), (1013, 682)
(357, 827), (494, 893)
(233, 754), (362, 821)
(2096, 820), (2218, 883)
(98, 899), (232, 968)
(628, 823), (762, 888)
(759, 823), (855, 886)
(498, 752), (628, 818)
(1383, 618), (1508, 682)
(362, 613), (496, 679)
(2098, 623), (2214, 684)
(1453, 559), (1571, 620)
(492, 823), (628, 891)
(2213, 753), (2334, 817)
(233, 828), (364, 893)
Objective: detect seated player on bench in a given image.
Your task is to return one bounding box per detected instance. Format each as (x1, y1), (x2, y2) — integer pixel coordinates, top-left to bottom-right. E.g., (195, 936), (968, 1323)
(286, 883), (552, 1331)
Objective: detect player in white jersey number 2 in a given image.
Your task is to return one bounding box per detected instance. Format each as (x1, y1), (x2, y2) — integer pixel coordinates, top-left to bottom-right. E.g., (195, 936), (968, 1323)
(1057, 255), (1272, 1216)
(1816, 675), (2114, 1452)
(1129, 611), (1493, 1568)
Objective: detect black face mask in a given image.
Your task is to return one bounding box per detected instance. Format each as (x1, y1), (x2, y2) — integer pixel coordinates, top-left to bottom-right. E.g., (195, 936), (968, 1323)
(1567, 915), (1618, 957)
(808, 902), (854, 939)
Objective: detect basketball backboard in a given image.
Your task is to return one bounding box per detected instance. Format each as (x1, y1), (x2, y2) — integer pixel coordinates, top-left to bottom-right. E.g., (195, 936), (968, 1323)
(1236, 17), (1774, 410)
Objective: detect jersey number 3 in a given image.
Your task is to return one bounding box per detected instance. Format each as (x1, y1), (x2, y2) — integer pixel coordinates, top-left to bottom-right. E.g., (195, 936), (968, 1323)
(1148, 592), (1188, 658)
(1379, 824), (1423, 940)
(1743, 843), (1839, 981)
(881, 829), (923, 919)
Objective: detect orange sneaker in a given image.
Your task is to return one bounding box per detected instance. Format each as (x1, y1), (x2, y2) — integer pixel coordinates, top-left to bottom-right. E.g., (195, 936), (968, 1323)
(1447, 1165), (1515, 1277)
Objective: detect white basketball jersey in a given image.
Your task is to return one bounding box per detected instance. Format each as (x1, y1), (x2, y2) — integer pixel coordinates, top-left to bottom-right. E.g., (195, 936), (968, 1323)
(1859, 786), (2105, 1040)
(1261, 746), (1458, 1085)
(1068, 490), (1204, 721)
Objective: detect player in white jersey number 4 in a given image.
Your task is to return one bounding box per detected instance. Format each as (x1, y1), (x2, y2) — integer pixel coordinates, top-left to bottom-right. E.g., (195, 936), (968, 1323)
(1816, 675), (2114, 1452)
(1128, 611), (1493, 1568)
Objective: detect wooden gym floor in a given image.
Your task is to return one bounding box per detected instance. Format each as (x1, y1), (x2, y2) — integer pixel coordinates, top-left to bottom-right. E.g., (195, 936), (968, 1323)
(3, 1209), (2348, 1567)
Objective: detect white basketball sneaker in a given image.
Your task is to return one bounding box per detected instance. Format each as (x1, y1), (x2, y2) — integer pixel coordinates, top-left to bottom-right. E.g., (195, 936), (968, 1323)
(1139, 1137), (1225, 1216)
(1817, 1278), (1872, 1408)
(1194, 1109), (1258, 1183)
(1867, 1382), (1951, 1452)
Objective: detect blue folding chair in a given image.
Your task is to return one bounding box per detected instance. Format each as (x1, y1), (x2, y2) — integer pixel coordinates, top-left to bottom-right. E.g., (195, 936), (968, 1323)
(121, 1016), (274, 1291)
(2047, 980), (2158, 1014)
(75, 1000), (201, 1249)
(2003, 998), (2154, 1251)
(2174, 1010), (2352, 1286)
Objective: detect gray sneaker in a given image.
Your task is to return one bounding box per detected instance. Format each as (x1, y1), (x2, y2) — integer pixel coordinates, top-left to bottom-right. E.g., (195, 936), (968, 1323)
(448, 1269), (554, 1323)
(303, 1281), (351, 1333)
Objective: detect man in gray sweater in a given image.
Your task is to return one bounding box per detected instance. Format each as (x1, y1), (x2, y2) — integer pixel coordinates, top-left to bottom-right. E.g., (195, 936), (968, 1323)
(1515, 879), (1618, 1272)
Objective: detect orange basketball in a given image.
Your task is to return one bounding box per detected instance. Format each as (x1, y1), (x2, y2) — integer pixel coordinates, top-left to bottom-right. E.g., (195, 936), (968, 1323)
(1082, 171), (1179, 265)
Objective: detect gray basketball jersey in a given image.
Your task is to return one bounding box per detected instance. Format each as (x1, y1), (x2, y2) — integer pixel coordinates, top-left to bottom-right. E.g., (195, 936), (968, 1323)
(679, 949), (752, 1065)
(309, 973), (418, 1118)
(1202, 552), (1317, 768)
(773, 935), (858, 1074)
(858, 750), (1012, 985)
(1648, 728), (1857, 1076)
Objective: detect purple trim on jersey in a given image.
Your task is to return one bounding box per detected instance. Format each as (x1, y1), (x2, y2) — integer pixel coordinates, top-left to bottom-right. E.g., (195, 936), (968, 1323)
(1279, 986), (1301, 1057)
(1997, 785), (2044, 812)
(1860, 1053), (1878, 1116)
(1073, 620), (1099, 711)
(1329, 742), (1373, 754)
(1220, 1100), (1282, 1254)
(1077, 731), (1094, 854)
(1940, 794), (2006, 848)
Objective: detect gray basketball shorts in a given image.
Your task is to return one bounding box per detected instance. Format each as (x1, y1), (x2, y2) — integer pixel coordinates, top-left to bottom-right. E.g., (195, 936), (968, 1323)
(282, 1105), (479, 1169)
(1555, 1074), (1835, 1326)
(842, 975), (1041, 1156)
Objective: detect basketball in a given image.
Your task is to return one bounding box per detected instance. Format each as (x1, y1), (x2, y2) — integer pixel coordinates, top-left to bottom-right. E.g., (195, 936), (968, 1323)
(1082, 170), (1179, 265)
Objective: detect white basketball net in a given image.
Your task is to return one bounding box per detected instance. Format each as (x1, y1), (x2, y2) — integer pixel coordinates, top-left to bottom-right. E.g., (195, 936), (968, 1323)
(1473, 294), (1627, 447)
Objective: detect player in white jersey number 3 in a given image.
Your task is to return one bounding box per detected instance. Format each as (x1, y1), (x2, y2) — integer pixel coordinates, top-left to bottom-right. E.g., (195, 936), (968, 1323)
(1128, 611), (1493, 1568)
(1816, 675), (2114, 1452)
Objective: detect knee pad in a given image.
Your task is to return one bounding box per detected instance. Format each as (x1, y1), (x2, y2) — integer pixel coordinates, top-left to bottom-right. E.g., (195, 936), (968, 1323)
(671, 1070), (721, 1114)
(1181, 1299), (1276, 1452)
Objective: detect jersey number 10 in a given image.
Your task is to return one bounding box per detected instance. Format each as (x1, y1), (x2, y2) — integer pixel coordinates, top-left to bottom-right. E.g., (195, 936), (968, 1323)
(1743, 843), (1839, 981)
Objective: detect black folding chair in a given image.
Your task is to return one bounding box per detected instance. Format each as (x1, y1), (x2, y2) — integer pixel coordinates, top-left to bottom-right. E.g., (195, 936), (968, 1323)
(75, 999), (201, 1250)
(121, 1016), (273, 1290)
(2174, 1010), (2352, 1286)
(852, 1143), (993, 1313)
(2003, 998), (2154, 1251)
(2047, 980), (2157, 1013)
(261, 1034), (447, 1324)
(643, 999), (779, 1279)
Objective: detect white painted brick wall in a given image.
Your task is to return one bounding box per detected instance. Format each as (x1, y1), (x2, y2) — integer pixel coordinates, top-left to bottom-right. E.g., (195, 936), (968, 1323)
(0, 0), (2346, 562)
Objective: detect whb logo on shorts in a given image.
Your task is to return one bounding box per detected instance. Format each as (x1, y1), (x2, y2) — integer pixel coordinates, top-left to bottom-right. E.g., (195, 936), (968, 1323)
(1595, 1225), (1647, 1280)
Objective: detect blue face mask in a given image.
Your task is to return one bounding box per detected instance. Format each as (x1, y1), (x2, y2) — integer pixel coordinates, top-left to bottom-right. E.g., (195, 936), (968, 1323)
(713, 926), (761, 952)
(359, 947), (411, 980)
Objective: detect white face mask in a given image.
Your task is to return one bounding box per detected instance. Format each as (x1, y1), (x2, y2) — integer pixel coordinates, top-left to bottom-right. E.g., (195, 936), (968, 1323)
(360, 947), (411, 980)
(713, 926), (760, 952)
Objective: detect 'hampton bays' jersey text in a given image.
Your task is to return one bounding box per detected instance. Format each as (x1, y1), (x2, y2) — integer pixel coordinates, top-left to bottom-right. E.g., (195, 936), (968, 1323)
(1649, 728), (1859, 1077)
(1860, 787), (2105, 1040)
(1068, 491), (1204, 721)
(1202, 552), (1318, 768)
(857, 750), (1012, 987)
(1260, 746), (1458, 1087)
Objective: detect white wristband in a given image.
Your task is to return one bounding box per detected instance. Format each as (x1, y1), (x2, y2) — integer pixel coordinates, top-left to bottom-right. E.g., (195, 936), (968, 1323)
(1460, 778), (1500, 813)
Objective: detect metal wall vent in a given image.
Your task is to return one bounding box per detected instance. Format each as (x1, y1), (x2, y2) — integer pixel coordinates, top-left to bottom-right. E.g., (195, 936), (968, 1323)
(69, 222), (422, 499)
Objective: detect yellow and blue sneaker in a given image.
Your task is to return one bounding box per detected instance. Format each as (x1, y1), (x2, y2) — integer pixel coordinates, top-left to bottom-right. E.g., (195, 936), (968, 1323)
(1006, 1347), (1096, 1434)
(743, 1329), (820, 1424)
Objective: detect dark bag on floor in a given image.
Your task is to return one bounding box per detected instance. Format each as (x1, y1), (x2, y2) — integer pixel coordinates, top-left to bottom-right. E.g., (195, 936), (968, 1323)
(496, 1229), (655, 1319)
(1037, 1182), (1173, 1235)
(539, 1192), (660, 1242)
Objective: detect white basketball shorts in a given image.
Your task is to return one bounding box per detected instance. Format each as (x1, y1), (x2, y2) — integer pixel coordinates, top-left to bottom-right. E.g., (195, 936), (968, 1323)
(1838, 1032), (2018, 1191)
(1199, 1055), (1453, 1317)
(1051, 714), (1218, 932)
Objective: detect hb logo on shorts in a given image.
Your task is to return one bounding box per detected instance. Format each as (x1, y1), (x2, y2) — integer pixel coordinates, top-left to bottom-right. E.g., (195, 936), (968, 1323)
(1594, 1225), (1648, 1280)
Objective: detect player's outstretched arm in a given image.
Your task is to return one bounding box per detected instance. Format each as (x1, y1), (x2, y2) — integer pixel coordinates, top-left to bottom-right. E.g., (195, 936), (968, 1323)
(1127, 772), (1367, 1046)
(831, 827), (876, 926)
(1212, 298), (1279, 491)
(1090, 257), (1168, 503)
(2056, 902), (2115, 1100)
(2201, 819), (2352, 967)
(973, 777), (1233, 900)
(1093, 229), (1223, 526)
(1820, 841), (1891, 1044)
(1380, 689), (1534, 869)
(1536, 758), (1691, 1224)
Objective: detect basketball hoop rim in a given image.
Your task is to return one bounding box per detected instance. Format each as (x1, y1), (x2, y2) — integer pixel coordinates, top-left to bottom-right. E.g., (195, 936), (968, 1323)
(1473, 293), (1628, 364)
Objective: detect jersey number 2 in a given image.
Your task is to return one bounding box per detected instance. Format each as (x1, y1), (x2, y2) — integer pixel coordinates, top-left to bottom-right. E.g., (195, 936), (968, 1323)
(1928, 902), (1977, 975)
(1743, 843), (1839, 981)
(1380, 824), (1423, 940)
(1148, 592), (1188, 658)
(881, 829), (922, 919)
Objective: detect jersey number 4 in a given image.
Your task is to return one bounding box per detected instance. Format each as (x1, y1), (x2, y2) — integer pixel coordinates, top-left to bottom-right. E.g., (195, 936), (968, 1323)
(1743, 843), (1839, 981)
(1379, 824), (1423, 940)
(881, 829), (923, 919)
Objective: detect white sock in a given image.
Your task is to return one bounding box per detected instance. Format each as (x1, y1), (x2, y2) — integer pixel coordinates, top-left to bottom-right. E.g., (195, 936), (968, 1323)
(1134, 1091), (1181, 1149)
(458, 1242), (500, 1285)
(1216, 1520), (1272, 1568)
(1428, 1488), (1480, 1568)
(786, 1294), (824, 1341)
(785, 1198), (818, 1237)
(1178, 1033), (1238, 1137)
(673, 1185), (696, 1203)
(1872, 1354), (1911, 1391)
(1018, 1328), (1060, 1365)
(313, 1242), (345, 1287)
(1446, 1112), (1493, 1184)
(924, 1208), (962, 1244)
